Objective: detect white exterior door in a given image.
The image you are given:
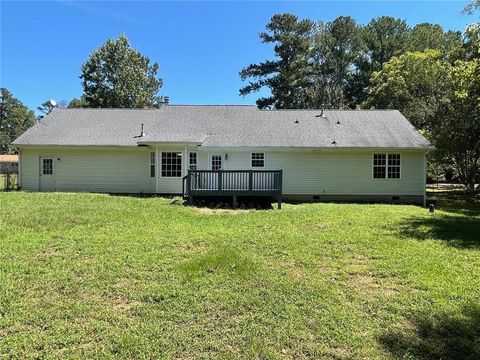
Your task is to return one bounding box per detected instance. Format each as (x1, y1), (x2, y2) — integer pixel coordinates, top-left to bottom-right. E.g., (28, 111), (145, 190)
(208, 154), (222, 189)
(39, 157), (55, 191)
(158, 150), (183, 194)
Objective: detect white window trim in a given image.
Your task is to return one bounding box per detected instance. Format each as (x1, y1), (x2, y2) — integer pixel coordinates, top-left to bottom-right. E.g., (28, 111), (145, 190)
(188, 151), (198, 170)
(210, 154), (223, 170)
(160, 151), (183, 178)
(372, 153), (402, 180)
(150, 151), (156, 178)
(250, 152), (265, 169)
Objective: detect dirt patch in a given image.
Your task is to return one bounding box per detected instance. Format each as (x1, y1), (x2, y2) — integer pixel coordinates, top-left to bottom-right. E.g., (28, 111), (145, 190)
(347, 273), (399, 297)
(184, 241), (206, 252)
(104, 295), (141, 311)
(282, 259), (307, 279)
(193, 207), (249, 215)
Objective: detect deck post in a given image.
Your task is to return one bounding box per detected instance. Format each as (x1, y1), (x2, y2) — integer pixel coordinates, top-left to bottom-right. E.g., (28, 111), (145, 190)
(232, 195), (237, 209)
(186, 170), (192, 204)
(248, 171), (253, 194)
(277, 170), (283, 210)
(218, 171), (222, 192)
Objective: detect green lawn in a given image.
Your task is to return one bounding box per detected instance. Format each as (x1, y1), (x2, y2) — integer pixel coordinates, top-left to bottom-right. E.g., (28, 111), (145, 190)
(1, 193), (479, 359)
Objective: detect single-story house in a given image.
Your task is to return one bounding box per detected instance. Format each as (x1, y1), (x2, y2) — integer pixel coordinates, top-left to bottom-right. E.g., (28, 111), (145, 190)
(12, 105), (433, 205)
(0, 154), (19, 174)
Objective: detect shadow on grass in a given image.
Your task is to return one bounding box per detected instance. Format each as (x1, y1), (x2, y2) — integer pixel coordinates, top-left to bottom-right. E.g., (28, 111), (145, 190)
(427, 192), (480, 217)
(398, 214), (480, 249)
(380, 305), (480, 360)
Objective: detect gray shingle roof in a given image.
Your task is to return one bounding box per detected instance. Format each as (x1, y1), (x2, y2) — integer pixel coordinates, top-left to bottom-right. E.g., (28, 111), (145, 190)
(13, 105), (433, 149)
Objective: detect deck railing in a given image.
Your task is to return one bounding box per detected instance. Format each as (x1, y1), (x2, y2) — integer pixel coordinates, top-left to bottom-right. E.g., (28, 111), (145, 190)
(183, 169), (283, 198)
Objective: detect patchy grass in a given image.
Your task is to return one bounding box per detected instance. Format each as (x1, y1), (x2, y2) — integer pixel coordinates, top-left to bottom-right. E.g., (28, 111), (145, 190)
(0, 192), (479, 359)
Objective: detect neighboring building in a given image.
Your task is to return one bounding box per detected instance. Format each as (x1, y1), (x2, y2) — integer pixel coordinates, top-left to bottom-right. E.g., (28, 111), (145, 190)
(12, 106), (433, 205)
(0, 154), (19, 174)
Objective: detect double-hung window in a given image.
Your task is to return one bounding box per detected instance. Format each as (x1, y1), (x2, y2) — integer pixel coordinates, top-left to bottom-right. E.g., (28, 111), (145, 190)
(150, 152), (155, 178)
(161, 152), (182, 177)
(189, 152), (197, 170)
(251, 153), (265, 168)
(373, 153), (401, 179)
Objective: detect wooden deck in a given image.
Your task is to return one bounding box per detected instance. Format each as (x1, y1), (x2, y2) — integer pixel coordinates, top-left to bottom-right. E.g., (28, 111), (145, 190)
(182, 170), (283, 208)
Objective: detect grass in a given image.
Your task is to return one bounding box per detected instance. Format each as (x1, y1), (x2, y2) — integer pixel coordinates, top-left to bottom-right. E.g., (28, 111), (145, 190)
(0, 192), (479, 359)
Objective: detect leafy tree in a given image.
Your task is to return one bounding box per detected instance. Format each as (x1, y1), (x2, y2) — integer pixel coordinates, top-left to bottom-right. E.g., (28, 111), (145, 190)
(362, 17), (410, 70)
(311, 16), (363, 108)
(431, 59), (480, 193)
(239, 14), (314, 109)
(409, 23), (463, 58)
(461, 24), (480, 60)
(347, 16), (410, 105)
(80, 34), (163, 108)
(362, 50), (449, 129)
(0, 88), (35, 154)
(68, 96), (89, 108)
(463, 0), (480, 14)
(37, 100), (56, 120)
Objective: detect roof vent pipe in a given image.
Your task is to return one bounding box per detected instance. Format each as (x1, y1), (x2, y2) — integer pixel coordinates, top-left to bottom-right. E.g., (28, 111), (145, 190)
(140, 123), (145, 137)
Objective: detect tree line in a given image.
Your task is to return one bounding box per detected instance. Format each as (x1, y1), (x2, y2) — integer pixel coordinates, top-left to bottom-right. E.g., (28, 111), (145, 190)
(240, 14), (479, 193)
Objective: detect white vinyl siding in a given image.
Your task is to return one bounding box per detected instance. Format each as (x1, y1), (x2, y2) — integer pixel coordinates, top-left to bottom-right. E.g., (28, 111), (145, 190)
(195, 149), (425, 196)
(19, 147), (151, 193)
(18, 146), (426, 198)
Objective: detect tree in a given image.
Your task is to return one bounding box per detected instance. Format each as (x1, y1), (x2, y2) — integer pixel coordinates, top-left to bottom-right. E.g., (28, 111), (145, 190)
(347, 16), (410, 105)
(68, 96), (89, 108)
(37, 100), (56, 120)
(0, 88), (36, 154)
(80, 34), (163, 108)
(431, 59), (480, 193)
(462, 24), (480, 60)
(409, 23), (462, 58)
(463, 0), (480, 14)
(239, 14), (314, 109)
(362, 50), (449, 129)
(311, 16), (363, 108)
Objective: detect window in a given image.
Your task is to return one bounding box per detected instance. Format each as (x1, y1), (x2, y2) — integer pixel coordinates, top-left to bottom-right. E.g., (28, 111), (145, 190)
(388, 154), (401, 179)
(373, 154), (386, 179)
(42, 158), (53, 175)
(373, 153), (401, 179)
(251, 153), (265, 168)
(211, 155), (222, 170)
(161, 152), (182, 177)
(150, 152), (155, 178)
(189, 152), (197, 170)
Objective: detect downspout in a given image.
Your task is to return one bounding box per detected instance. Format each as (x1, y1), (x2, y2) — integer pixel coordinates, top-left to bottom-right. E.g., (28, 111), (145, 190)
(156, 145), (159, 194)
(184, 145), (188, 176)
(18, 150), (22, 189)
(423, 152), (427, 207)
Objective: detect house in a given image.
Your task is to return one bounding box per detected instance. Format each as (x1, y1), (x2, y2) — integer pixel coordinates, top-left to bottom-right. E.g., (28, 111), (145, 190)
(0, 154), (19, 174)
(12, 106), (433, 206)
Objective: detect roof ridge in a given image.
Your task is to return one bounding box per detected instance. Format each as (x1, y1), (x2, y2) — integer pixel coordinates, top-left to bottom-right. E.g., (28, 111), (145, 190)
(58, 105), (257, 110)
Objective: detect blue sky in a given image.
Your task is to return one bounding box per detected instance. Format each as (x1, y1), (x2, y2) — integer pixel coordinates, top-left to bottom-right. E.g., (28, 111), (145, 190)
(1, 1), (476, 112)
